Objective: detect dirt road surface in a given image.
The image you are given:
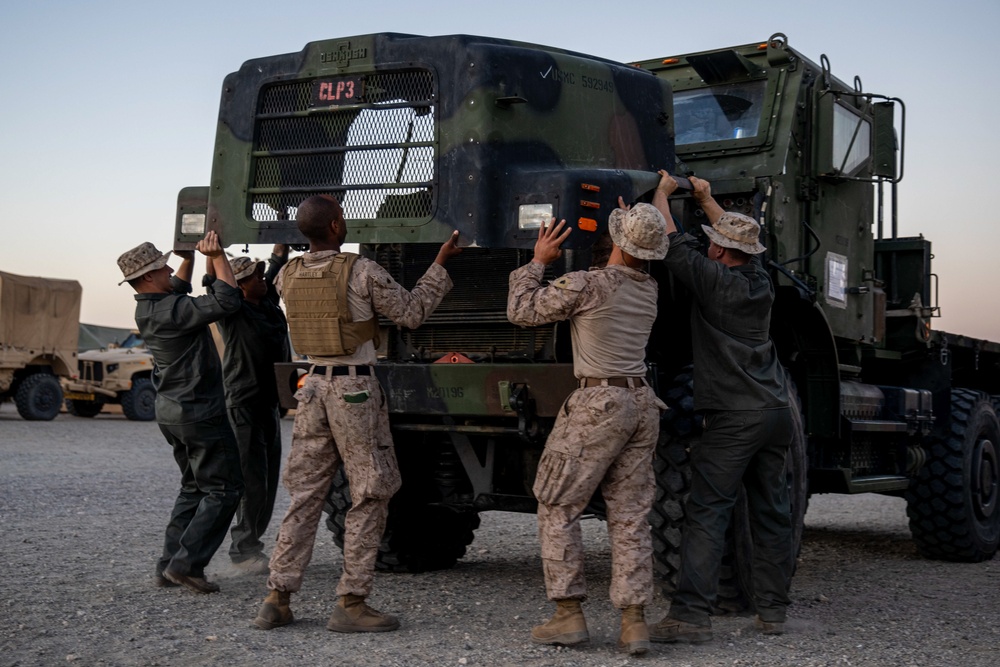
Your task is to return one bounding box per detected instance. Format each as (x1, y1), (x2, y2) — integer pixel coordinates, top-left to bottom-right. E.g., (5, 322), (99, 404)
(1, 406), (997, 666)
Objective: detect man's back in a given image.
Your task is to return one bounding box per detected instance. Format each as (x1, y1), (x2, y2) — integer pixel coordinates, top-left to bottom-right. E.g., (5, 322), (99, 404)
(134, 278), (241, 424)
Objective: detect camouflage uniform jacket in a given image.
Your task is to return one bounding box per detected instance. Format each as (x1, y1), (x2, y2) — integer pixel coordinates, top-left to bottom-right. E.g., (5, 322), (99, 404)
(507, 262), (657, 378)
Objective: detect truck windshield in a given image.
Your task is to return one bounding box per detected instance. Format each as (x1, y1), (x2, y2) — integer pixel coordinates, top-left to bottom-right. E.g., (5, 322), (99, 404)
(673, 80), (768, 146)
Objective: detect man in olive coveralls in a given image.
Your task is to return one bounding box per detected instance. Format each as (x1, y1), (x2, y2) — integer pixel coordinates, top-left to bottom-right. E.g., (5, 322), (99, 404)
(649, 171), (793, 642)
(254, 194), (462, 633)
(204, 246), (292, 572)
(507, 205), (669, 656)
(118, 232), (244, 594)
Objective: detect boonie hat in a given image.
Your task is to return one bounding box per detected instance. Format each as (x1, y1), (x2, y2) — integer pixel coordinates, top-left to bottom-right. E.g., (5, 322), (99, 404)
(230, 256), (265, 282)
(702, 212), (766, 255)
(117, 242), (171, 285)
(608, 203), (670, 261)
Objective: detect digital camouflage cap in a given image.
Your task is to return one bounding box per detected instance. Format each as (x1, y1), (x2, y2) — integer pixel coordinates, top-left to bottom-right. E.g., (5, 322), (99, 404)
(230, 256), (265, 282)
(608, 203), (670, 261)
(702, 212), (766, 255)
(117, 242), (171, 285)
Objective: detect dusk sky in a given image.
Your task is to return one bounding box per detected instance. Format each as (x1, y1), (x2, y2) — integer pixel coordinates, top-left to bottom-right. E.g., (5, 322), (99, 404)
(2, 0), (998, 340)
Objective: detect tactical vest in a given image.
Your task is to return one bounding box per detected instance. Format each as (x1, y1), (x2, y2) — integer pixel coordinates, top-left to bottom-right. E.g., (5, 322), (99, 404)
(282, 253), (380, 357)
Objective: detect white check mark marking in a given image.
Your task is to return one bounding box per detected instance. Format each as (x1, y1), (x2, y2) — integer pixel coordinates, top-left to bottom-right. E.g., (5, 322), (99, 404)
(540, 66), (553, 78)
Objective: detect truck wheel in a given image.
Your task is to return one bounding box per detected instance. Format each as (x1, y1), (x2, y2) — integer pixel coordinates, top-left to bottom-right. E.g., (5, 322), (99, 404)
(66, 399), (103, 418)
(324, 467), (480, 573)
(121, 378), (156, 421)
(906, 389), (1000, 562)
(649, 368), (807, 613)
(14, 373), (63, 421)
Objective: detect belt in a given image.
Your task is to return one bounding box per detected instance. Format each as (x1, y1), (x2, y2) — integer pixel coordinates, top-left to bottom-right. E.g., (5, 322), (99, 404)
(579, 377), (647, 389)
(310, 365), (371, 377)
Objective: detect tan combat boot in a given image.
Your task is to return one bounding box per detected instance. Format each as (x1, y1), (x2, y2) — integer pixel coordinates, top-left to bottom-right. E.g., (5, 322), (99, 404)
(618, 604), (650, 655)
(531, 599), (589, 646)
(254, 590), (293, 630)
(326, 594), (400, 633)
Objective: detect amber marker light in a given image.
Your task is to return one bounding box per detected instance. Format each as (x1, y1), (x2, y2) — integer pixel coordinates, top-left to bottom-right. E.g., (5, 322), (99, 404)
(580, 200), (600, 209)
(578, 218), (598, 232)
(581, 183), (600, 192)
(757, 43), (769, 50)
(661, 58), (680, 65)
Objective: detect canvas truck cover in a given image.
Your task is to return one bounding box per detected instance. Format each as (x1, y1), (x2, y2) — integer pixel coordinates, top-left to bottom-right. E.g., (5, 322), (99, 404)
(0, 271), (82, 354)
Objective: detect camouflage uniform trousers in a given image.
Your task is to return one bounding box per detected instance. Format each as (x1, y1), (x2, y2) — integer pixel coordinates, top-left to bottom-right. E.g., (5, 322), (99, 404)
(533, 384), (662, 608)
(267, 372), (401, 597)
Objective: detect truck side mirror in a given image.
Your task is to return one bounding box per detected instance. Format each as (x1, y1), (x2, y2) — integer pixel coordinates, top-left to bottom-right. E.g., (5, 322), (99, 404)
(872, 101), (897, 180)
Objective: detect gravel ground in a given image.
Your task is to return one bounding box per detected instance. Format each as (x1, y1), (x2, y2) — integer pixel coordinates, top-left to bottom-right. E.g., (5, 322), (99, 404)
(1, 404), (998, 667)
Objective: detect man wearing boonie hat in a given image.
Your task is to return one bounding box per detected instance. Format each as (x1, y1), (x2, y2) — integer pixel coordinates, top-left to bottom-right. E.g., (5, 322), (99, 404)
(507, 203), (670, 656)
(118, 231), (245, 595)
(649, 171), (792, 643)
(203, 246), (292, 574)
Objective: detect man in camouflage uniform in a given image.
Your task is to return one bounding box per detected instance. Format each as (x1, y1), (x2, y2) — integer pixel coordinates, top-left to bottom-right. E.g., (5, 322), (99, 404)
(204, 247), (292, 573)
(649, 171), (792, 642)
(118, 232), (244, 594)
(507, 205), (669, 656)
(254, 194), (461, 633)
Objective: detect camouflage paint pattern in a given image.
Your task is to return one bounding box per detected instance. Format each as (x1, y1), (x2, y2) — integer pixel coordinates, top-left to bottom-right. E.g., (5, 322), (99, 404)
(199, 33), (673, 251)
(267, 373), (399, 596)
(534, 384), (661, 608)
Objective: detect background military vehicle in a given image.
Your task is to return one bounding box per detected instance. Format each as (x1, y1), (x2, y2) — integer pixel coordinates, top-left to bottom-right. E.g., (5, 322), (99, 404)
(178, 33), (1000, 606)
(0, 270), (81, 421)
(62, 332), (157, 421)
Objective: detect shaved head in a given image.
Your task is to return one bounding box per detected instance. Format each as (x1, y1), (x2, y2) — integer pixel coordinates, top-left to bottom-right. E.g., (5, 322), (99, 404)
(296, 195), (343, 242)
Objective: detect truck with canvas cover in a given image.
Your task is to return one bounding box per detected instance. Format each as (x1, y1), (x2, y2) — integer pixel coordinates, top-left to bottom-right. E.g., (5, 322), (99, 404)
(180, 33), (1000, 607)
(0, 271), (81, 420)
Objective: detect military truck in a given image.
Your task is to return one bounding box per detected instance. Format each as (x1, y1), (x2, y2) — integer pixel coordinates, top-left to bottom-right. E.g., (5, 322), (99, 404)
(177, 33), (1000, 602)
(62, 332), (157, 420)
(0, 270), (81, 420)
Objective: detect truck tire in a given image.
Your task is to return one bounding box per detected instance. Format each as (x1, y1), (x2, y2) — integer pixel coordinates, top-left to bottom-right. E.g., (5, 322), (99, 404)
(650, 368), (807, 613)
(14, 373), (63, 421)
(906, 389), (1000, 562)
(324, 467), (480, 573)
(121, 378), (156, 421)
(66, 399), (103, 418)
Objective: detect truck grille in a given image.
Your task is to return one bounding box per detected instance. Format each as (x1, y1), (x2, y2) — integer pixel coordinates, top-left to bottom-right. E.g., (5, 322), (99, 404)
(78, 360), (104, 382)
(250, 70), (436, 223)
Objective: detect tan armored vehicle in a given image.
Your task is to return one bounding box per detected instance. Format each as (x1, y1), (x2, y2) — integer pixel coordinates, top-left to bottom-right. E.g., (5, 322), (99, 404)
(0, 270), (81, 420)
(63, 332), (156, 420)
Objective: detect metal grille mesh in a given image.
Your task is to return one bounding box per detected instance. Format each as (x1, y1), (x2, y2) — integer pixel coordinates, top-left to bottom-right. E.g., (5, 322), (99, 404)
(251, 70), (436, 223)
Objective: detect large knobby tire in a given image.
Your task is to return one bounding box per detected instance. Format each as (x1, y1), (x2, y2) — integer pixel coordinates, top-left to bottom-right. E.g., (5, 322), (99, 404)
(121, 378), (156, 421)
(15, 373), (63, 421)
(650, 368), (807, 614)
(906, 389), (1000, 562)
(324, 445), (481, 573)
(65, 399), (103, 418)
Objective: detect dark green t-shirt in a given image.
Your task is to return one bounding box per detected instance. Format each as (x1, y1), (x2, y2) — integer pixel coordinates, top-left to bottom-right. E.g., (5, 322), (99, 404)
(207, 254), (291, 409)
(663, 232), (788, 411)
(134, 277), (241, 424)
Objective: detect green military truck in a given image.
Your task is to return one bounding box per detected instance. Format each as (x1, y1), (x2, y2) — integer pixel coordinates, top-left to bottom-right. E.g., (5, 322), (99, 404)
(177, 33), (999, 603)
(62, 331), (157, 420)
(0, 270), (81, 421)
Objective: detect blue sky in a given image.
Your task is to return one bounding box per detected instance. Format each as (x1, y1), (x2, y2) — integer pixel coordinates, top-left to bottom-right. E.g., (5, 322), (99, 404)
(2, 0), (998, 339)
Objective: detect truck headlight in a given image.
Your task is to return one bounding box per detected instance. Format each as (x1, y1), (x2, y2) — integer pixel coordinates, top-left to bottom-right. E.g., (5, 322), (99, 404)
(517, 203), (553, 230)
